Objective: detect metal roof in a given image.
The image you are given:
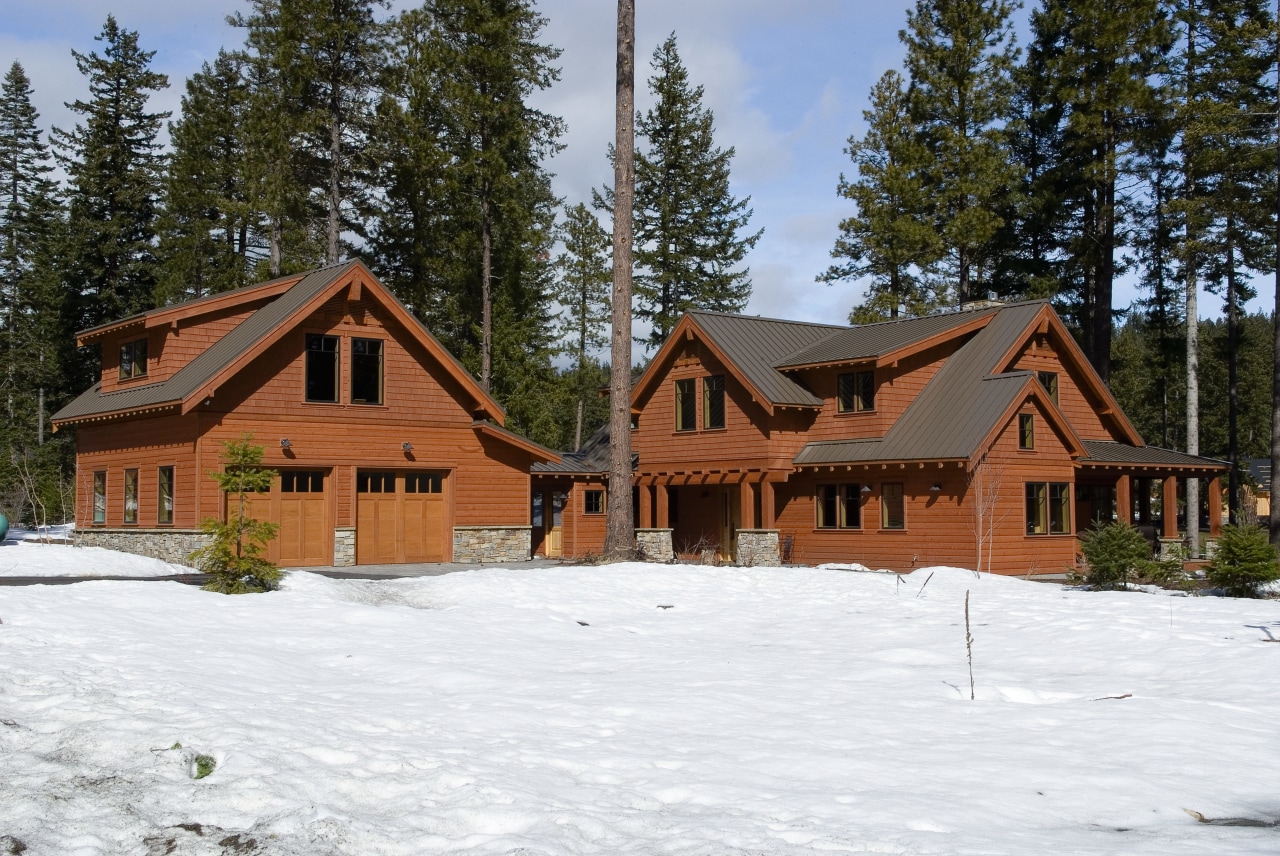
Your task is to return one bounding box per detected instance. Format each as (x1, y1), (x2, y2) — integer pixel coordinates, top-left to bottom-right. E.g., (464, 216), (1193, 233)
(774, 305), (1015, 368)
(54, 262), (359, 423)
(1080, 440), (1228, 470)
(532, 423), (612, 474)
(687, 311), (842, 407)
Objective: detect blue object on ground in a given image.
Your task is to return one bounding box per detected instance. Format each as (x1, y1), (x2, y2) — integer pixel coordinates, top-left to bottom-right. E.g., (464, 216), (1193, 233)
(0, 513), (8, 541)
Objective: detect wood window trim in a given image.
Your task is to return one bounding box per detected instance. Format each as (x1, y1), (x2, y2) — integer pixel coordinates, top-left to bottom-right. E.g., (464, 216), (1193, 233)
(304, 332), (341, 404)
(674, 378), (696, 433)
(118, 337), (149, 382)
(157, 466), (174, 526)
(1025, 481), (1072, 536)
(836, 370), (876, 415)
(702, 375), (726, 430)
(350, 337), (385, 406)
(584, 489), (605, 515)
(1018, 413), (1035, 451)
(1037, 370), (1059, 405)
(815, 483), (863, 530)
(92, 471), (107, 525)
(123, 468), (139, 526)
(879, 482), (906, 531)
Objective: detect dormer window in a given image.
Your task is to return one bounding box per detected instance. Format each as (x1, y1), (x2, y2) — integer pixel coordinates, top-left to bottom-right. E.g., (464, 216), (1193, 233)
(837, 370), (874, 413)
(1019, 413), (1035, 450)
(703, 375), (725, 429)
(1038, 371), (1058, 404)
(119, 338), (148, 380)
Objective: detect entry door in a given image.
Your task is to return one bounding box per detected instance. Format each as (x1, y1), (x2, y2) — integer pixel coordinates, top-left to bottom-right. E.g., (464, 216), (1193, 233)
(240, 470), (331, 567)
(719, 486), (739, 562)
(545, 491), (566, 558)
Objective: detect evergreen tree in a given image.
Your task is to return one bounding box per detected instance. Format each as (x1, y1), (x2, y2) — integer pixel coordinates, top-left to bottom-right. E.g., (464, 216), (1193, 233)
(1031, 0), (1174, 382)
(554, 202), (611, 449)
(900, 0), (1019, 305)
(189, 434), (281, 594)
(156, 50), (261, 302)
(820, 69), (942, 322)
(611, 34), (761, 350)
(53, 16), (169, 389)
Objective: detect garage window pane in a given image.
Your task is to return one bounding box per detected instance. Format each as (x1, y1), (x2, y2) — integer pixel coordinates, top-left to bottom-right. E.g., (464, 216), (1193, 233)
(357, 472), (395, 493)
(282, 471), (324, 493)
(406, 473), (442, 493)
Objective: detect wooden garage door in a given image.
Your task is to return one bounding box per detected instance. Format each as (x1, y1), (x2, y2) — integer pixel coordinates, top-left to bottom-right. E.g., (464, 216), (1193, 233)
(241, 470), (331, 567)
(357, 471), (449, 564)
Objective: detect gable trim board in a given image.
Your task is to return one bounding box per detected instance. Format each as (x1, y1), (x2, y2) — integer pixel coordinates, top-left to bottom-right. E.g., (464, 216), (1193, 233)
(60, 262), (555, 568)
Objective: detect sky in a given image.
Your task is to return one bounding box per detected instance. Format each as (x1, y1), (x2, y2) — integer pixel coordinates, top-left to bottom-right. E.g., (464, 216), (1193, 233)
(1, 1), (1260, 334)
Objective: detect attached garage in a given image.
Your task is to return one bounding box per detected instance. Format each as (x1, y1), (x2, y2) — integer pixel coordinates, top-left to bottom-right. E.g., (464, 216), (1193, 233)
(243, 469), (332, 567)
(356, 470), (450, 564)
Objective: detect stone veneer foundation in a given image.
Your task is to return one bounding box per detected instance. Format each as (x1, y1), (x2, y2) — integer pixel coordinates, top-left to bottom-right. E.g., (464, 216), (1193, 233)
(333, 527), (356, 567)
(452, 526), (532, 563)
(735, 529), (781, 567)
(74, 528), (210, 568)
(635, 528), (674, 562)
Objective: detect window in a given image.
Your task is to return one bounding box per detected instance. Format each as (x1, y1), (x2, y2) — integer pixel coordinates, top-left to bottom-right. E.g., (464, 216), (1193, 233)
(357, 472), (395, 493)
(703, 375), (725, 429)
(837, 370), (875, 413)
(1038, 371), (1058, 404)
(93, 472), (106, 524)
(351, 338), (383, 404)
(305, 334), (339, 402)
(816, 484), (861, 529)
(405, 473), (442, 493)
(119, 338), (148, 380)
(123, 469), (139, 524)
(584, 489), (604, 515)
(881, 482), (905, 529)
(1018, 413), (1035, 450)
(675, 379), (696, 431)
(157, 466), (174, 525)
(1026, 482), (1071, 535)
(282, 471), (324, 493)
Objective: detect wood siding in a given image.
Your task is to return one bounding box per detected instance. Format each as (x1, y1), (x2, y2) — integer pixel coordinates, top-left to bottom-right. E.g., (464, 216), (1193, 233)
(76, 415), (199, 529)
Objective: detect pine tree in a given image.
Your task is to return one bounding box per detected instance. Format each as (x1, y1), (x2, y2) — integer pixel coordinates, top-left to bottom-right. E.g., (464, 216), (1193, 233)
(900, 0), (1019, 305)
(554, 202), (611, 450)
(616, 34), (761, 350)
(53, 16), (169, 389)
(189, 434), (281, 594)
(156, 50), (260, 302)
(820, 69), (942, 322)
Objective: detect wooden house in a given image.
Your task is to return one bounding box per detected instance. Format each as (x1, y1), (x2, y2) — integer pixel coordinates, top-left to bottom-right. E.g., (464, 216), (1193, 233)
(537, 301), (1227, 575)
(53, 260), (557, 567)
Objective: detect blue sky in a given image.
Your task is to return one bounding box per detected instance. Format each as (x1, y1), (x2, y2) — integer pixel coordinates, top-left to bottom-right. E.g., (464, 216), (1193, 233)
(3, 1), (1256, 331)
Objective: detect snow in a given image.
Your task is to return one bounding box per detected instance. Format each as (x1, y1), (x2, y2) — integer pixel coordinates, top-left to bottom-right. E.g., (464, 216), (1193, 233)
(2, 552), (1279, 855)
(0, 535), (185, 578)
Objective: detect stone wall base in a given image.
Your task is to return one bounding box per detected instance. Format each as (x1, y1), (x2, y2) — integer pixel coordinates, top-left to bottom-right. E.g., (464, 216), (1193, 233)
(453, 526), (532, 563)
(333, 527), (356, 567)
(75, 528), (210, 568)
(635, 528), (674, 563)
(736, 529), (780, 567)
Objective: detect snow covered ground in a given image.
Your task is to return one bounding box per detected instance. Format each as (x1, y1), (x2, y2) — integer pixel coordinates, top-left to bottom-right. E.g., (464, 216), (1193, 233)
(2, 551), (1279, 855)
(0, 529), (184, 578)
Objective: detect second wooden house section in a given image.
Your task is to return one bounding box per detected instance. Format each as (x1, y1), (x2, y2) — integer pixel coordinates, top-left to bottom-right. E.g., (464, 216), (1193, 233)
(535, 301), (1227, 575)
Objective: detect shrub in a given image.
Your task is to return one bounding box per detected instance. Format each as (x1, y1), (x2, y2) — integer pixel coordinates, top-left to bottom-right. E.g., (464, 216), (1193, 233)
(1206, 524), (1279, 598)
(189, 435), (280, 594)
(1079, 521), (1151, 590)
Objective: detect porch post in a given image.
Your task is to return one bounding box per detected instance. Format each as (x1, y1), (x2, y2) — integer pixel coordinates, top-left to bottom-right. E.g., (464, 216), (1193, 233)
(1137, 478), (1152, 525)
(740, 479), (756, 529)
(1162, 476), (1178, 539)
(1208, 475), (1223, 537)
(1116, 474), (1131, 525)
(638, 484), (653, 529)
(760, 479), (775, 529)
(656, 482), (669, 528)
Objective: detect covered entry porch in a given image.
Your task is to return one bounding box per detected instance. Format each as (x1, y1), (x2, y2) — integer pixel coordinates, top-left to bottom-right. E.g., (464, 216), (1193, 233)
(635, 469), (787, 564)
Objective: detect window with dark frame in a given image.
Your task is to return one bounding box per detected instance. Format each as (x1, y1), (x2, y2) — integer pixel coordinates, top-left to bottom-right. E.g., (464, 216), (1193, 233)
(119, 338), (148, 380)
(816, 484), (862, 529)
(1026, 482), (1071, 535)
(1038, 370), (1059, 404)
(281, 471), (324, 493)
(880, 482), (905, 529)
(351, 338), (383, 404)
(675, 379), (696, 431)
(93, 472), (106, 524)
(837, 370), (875, 413)
(305, 333), (339, 402)
(1018, 413), (1035, 450)
(703, 375), (725, 429)
(157, 466), (174, 525)
(405, 473), (442, 494)
(124, 469), (139, 524)
(357, 472), (396, 493)
(584, 489), (604, 514)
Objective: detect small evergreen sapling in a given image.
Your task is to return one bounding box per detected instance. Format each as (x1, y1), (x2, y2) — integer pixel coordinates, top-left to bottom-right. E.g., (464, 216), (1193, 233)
(189, 435), (280, 593)
(1079, 521), (1151, 590)
(1206, 524), (1279, 598)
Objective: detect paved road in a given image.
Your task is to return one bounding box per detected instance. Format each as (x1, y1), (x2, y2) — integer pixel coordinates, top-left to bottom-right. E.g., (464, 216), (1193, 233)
(0, 559), (566, 587)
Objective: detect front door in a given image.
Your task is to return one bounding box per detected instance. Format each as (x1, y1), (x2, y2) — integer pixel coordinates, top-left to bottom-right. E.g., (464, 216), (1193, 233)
(719, 486), (739, 563)
(544, 491), (565, 558)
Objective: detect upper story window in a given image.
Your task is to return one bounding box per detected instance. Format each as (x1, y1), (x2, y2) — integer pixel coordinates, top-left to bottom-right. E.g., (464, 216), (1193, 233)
(1038, 370), (1058, 404)
(351, 338), (383, 405)
(703, 375), (725, 429)
(1018, 413), (1035, 450)
(675, 379), (696, 432)
(837, 370), (875, 413)
(119, 338), (148, 380)
(305, 334), (339, 403)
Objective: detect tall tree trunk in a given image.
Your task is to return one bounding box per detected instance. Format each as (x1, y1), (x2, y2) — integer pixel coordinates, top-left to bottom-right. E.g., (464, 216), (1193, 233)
(1094, 124), (1116, 384)
(957, 246), (970, 305)
(327, 101), (342, 265)
(1186, 19), (1201, 558)
(1271, 0), (1280, 547)
(605, 0), (636, 559)
(270, 216), (282, 277)
(480, 187), (492, 393)
(1226, 220), (1240, 525)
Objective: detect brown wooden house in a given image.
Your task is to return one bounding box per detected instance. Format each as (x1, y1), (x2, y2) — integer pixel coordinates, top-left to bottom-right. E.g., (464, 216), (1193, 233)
(537, 301), (1227, 575)
(53, 260), (557, 567)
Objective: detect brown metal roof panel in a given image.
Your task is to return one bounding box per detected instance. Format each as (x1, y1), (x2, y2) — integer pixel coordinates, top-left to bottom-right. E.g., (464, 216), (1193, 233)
(51, 380), (179, 422)
(774, 308), (996, 368)
(532, 424), (612, 474)
(688, 311), (839, 406)
(1080, 440), (1228, 469)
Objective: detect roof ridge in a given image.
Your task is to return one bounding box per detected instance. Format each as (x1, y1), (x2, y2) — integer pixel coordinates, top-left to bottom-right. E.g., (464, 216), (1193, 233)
(687, 308), (847, 330)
